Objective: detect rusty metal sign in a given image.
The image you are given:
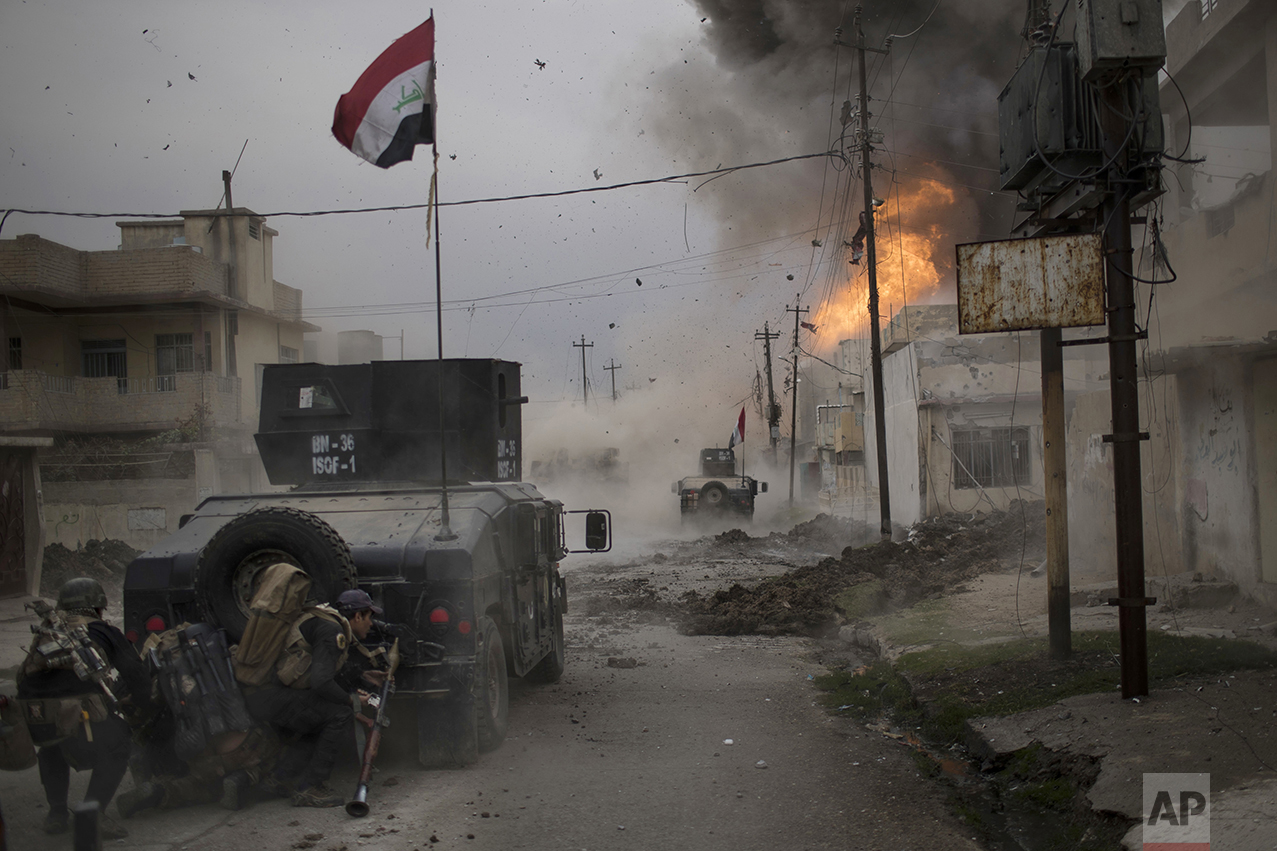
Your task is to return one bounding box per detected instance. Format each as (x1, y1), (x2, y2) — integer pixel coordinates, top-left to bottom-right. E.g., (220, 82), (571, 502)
(955, 233), (1104, 334)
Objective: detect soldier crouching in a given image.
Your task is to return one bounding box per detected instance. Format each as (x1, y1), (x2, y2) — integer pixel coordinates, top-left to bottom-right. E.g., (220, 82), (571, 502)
(245, 587), (380, 807)
(17, 577), (154, 839)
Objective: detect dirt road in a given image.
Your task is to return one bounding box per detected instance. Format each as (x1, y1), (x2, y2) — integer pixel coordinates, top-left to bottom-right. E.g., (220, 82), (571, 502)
(1, 537), (985, 851)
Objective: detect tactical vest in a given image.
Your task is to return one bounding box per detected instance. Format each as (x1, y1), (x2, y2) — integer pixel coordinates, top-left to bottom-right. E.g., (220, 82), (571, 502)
(275, 606), (353, 689)
(17, 613), (116, 748)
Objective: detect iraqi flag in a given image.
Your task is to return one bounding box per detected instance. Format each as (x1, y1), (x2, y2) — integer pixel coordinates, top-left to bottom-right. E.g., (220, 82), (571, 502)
(728, 407), (746, 448)
(333, 18), (436, 168)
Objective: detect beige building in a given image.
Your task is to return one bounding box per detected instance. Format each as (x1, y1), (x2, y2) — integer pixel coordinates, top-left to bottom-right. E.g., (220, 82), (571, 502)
(0, 207), (317, 582)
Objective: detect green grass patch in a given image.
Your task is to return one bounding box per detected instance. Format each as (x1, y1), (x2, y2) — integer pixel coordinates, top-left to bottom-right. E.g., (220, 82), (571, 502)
(812, 660), (920, 725)
(816, 630), (1277, 745)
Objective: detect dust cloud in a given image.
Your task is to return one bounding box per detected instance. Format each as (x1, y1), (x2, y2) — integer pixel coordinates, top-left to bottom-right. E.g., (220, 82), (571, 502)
(523, 379), (791, 546)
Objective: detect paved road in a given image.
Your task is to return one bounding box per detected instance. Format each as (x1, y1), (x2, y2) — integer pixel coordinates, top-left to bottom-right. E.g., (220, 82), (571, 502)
(0, 556), (984, 851)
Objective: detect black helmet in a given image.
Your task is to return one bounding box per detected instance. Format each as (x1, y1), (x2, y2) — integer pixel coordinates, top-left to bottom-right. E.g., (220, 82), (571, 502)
(56, 577), (108, 612)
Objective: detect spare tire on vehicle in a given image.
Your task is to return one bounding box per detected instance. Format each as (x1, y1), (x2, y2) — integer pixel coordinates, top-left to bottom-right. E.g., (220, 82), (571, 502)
(194, 507), (357, 642)
(700, 482), (729, 511)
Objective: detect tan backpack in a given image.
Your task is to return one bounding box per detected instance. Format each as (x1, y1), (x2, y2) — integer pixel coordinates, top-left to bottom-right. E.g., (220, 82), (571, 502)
(233, 564), (312, 687)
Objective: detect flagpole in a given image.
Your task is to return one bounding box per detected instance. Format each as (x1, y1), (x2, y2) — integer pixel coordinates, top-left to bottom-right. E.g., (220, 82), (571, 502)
(431, 101), (456, 541)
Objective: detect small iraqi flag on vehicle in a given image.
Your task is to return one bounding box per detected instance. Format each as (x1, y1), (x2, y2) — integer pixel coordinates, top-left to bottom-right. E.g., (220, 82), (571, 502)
(333, 17), (436, 168)
(728, 407), (746, 448)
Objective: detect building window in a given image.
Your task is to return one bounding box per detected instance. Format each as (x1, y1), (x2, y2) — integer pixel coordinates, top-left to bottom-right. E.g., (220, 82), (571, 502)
(7, 337), (20, 370)
(248, 221), (260, 240)
(950, 426), (1032, 489)
(156, 333), (194, 391)
(279, 345), (299, 364)
(82, 340), (127, 389)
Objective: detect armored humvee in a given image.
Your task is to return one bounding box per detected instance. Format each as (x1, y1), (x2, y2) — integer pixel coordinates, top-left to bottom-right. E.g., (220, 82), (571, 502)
(122, 359), (609, 767)
(672, 447), (767, 521)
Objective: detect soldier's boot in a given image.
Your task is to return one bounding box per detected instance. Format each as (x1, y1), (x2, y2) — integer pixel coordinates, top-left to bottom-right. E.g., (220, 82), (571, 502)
(42, 807), (70, 835)
(116, 782), (163, 819)
(291, 784), (343, 808)
(221, 770), (252, 811)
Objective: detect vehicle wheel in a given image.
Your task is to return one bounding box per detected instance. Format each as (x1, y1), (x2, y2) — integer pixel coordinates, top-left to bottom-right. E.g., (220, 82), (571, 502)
(524, 582), (565, 684)
(193, 507), (357, 642)
(700, 482), (729, 511)
(417, 694), (477, 769)
(475, 617), (509, 753)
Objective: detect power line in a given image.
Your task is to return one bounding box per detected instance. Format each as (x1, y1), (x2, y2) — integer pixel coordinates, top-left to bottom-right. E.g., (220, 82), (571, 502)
(0, 152), (836, 225)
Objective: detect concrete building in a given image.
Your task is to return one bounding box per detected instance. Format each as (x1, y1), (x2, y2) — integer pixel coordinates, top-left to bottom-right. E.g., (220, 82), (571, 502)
(0, 207), (317, 567)
(1100, 0), (1277, 602)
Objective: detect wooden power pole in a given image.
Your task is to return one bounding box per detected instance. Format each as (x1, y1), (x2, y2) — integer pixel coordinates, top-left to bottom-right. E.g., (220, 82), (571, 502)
(573, 336), (593, 405)
(755, 322), (782, 461)
(855, 5), (892, 540)
(786, 297), (809, 507)
(605, 359), (621, 403)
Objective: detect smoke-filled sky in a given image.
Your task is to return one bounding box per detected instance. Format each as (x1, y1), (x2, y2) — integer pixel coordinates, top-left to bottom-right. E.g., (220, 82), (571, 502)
(3, 0), (1108, 499)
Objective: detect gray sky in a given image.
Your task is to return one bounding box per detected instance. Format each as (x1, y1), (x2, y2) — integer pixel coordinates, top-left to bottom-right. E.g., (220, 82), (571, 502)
(0, 0), (1030, 445)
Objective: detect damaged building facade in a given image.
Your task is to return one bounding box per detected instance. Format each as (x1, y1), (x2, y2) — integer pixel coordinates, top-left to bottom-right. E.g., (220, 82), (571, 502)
(0, 207), (316, 584)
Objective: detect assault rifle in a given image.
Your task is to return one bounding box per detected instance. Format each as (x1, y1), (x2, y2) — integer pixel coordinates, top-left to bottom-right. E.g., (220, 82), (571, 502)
(346, 637), (399, 818)
(25, 600), (120, 710)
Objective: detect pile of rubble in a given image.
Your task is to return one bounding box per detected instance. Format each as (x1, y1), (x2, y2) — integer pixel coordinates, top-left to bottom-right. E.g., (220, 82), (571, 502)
(680, 503), (1046, 637)
(40, 539), (139, 599)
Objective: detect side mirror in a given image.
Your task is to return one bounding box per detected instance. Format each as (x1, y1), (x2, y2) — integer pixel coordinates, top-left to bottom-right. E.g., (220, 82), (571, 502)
(565, 509), (612, 553)
(760, 482), (768, 493)
(585, 512), (609, 551)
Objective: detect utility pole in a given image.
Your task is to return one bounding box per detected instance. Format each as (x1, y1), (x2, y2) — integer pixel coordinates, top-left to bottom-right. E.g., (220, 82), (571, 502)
(855, 4), (892, 540)
(573, 336), (593, 405)
(1041, 326), (1071, 660)
(1100, 78), (1149, 699)
(785, 297), (809, 508)
(604, 359), (621, 402)
(755, 322), (782, 461)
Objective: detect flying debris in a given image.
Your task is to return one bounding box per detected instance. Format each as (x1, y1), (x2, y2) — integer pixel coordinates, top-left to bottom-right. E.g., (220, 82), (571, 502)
(167, 81), (172, 87)
(786, 274), (794, 281)
(635, 278), (642, 286)
(162, 144), (169, 150)
(449, 154), (456, 160)
(534, 59), (546, 70)
(811, 239), (822, 248)
(188, 72), (196, 81)
(593, 168), (602, 180)
(609, 323), (617, 329)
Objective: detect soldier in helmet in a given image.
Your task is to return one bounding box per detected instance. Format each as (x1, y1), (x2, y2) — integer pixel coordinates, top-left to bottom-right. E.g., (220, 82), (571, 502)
(245, 588), (378, 807)
(17, 577), (153, 839)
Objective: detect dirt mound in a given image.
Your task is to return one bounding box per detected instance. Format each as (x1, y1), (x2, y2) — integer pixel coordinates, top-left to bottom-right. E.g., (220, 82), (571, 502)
(40, 539), (140, 599)
(780, 513), (876, 549)
(679, 502), (1046, 637)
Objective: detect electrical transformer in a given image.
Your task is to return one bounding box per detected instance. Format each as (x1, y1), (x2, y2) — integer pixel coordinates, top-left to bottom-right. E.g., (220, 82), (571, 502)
(1075, 0), (1167, 82)
(998, 43), (1163, 194)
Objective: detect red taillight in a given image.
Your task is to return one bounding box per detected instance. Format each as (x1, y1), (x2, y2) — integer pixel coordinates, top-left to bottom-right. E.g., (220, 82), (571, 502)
(144, 615), (167, 633)
(457, 620), (472, 636)
(428, 607), (450, 626)
(125, 630), (139, 643)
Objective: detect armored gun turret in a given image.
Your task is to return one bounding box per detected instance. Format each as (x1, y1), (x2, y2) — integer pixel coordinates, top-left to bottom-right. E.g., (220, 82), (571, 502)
(123, 359), (609, 768)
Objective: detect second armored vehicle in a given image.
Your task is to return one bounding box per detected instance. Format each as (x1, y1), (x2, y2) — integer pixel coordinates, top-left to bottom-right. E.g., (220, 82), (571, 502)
(673, 447), (767, 521)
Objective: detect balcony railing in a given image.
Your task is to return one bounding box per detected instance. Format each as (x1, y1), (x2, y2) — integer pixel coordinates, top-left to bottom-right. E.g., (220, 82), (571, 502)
(0, 369), (242, 432)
